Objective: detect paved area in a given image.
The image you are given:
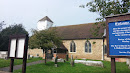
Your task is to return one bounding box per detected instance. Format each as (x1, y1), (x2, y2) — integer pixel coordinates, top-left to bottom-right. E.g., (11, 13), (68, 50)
(0, 71), (12, 73)
(0, 60), (44, 72)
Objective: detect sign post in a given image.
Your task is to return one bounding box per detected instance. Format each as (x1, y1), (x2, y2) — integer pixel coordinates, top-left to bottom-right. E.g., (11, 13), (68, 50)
(106, 13), (130, 73)
(8, 35), (29, 73)
(111, 58), (116, 73)
(10, 59), (14, 72)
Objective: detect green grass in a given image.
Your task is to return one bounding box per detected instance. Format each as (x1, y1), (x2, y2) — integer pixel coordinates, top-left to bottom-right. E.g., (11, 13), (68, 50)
(14, 60), (130, 73)
(0, 57), (42, 68)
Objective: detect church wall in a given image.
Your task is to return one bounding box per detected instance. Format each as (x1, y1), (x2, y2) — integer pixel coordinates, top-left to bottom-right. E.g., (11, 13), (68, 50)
(28, 48), (43, 57)
(62, 39), (103, 60)
(27, 38), (126, 62)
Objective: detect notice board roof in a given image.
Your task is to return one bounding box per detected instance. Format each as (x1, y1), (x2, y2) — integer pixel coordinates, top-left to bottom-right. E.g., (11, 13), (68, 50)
(105, 13), (130, 18)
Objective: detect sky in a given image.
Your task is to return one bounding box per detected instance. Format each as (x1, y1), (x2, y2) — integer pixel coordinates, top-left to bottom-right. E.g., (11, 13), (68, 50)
(0, 0), (100, 35)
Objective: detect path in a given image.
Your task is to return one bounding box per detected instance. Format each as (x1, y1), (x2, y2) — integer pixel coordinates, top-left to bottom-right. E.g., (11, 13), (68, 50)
(0, 60), (44, 72)
(0, 71), (12, 73)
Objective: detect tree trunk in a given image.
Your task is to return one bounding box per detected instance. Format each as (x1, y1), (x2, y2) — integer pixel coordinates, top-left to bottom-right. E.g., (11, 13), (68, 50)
(45, 49), (47, 64)
(42, 49), (46, 64)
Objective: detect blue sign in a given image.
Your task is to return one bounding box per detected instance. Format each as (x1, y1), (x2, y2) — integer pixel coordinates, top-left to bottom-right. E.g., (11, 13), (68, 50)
(109, 20), (130, 56)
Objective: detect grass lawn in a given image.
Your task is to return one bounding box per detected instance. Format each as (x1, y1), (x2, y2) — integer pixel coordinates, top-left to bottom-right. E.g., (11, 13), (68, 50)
(14, 60), (130, 73)
(0, 57), (42, 68)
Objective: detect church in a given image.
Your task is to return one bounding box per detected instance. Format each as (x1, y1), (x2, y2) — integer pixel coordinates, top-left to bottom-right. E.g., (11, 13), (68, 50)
(28, 16), (126, 62)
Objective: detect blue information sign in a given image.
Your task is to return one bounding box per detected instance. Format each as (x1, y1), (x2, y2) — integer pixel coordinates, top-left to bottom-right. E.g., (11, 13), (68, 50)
(109, 20), (130, 56)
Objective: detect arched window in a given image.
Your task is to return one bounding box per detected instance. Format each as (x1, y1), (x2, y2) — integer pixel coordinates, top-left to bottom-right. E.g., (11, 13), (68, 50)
(85, 41), (91, 53)
(70, 41), (76, 52)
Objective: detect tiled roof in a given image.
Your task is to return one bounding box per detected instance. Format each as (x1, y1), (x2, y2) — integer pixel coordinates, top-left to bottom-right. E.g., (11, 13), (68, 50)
(39, 16), (53, 23)
(56, 23), (104, 40)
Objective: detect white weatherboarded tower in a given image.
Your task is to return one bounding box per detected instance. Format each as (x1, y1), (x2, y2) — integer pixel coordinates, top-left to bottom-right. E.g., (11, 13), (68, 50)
(37, 16), (53, 31)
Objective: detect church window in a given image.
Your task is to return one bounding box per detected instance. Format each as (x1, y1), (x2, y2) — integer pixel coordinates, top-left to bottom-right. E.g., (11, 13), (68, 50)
(70, 41), (76, 52)
(85, 41), (91, 53)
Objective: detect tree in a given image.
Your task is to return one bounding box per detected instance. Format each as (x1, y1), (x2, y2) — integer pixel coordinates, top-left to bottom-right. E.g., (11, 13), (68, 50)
(29, 28), (62, 64)
(0, 24), (28, 51)
(0, 21), (6, 51)
(80, 0), (130, 36)
(0, 21), (5, 31)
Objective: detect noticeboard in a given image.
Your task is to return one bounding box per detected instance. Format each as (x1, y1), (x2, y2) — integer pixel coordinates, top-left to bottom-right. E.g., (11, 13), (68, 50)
(106, 13), (130, 58)
(108, 20), (130, 56)
(8, 35), (28, 59)
(106, 13), (130, 73)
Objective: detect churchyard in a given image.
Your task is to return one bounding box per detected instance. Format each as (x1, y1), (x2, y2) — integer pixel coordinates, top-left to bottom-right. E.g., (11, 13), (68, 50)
(14, 59), (130, 73)
(0, 56), (130, 73)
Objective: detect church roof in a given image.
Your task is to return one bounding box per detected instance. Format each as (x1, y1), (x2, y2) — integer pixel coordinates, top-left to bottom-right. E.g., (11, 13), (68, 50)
(55, 23), (104, 40)
(39, 16), (53, 23)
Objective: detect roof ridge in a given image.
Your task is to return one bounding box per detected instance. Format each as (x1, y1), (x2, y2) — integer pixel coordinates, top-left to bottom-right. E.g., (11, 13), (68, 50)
(55, 22), (96, 28)
(39, 16), (53, 23)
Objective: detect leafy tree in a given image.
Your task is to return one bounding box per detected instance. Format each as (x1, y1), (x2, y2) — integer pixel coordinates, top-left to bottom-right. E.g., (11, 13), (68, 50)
(0, 21), (5, 31)
(29, 28), (62, 64)
(0, 21), (6, 50)
(0, 24), (28, 51)
(80, 0), (130, 36)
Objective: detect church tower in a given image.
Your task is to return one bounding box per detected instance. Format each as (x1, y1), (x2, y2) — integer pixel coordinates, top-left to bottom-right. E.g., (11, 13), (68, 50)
(37, 16), (53, 31)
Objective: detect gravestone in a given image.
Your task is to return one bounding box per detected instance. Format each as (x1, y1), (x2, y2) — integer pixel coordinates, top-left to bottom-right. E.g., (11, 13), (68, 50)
(0, 51), (8, 59)
(70, 55), (74, 67)
(86, 60), (104, 67)
(54, 56), (58, 67)
(57, 58), (65, 62)
(126, 58), (130, 65)
(27, 54), (30, 59)
(52, 58), (65, 63)
(74, 60), (87, 64)
(127, 58), (130, 69)
(66, 54), (69, 61)
(74, 60), (104, 67)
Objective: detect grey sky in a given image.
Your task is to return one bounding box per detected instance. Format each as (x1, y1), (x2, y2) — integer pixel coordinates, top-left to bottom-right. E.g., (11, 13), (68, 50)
(0, 0), (100, 35)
